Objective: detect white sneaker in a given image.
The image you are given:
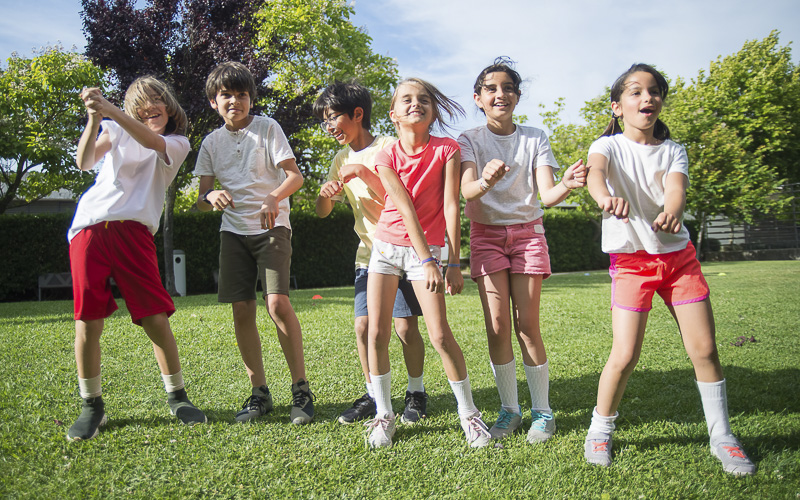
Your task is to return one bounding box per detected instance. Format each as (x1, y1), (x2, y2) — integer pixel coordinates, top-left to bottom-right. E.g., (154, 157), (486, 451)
(365, 414), (396, 448)
(461, 413), (492, 448)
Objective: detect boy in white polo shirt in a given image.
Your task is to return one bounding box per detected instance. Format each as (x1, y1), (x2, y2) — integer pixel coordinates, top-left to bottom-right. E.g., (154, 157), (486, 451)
(195, 62), (314, 425)
(314, 82), (428, 425)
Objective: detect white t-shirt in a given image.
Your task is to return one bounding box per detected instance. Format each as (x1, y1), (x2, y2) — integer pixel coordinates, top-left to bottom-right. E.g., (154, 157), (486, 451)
(194, 115), (295, 235)
(326, 135), (395, 269)
(458, 124), (559, 225)
(68, 121), (189, 242)
(588, 134), (691, 254)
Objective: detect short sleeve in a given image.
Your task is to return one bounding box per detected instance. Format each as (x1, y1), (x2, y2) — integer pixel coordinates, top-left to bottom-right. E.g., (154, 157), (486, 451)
(534, 132), (559, 171)
(160, 134), (190, 168)
(588, 136), (612, 159)
(193, 137), (215, 177)
(266, 119), (295, 165)
(457, 133), (475, 164)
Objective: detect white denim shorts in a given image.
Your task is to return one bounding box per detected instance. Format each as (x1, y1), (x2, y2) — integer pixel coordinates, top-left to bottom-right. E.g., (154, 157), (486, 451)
(368, 238), (442, 281)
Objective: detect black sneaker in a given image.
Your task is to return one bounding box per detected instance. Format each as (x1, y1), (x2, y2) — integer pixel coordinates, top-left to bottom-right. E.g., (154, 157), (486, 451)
(290, 379), (315, 425)
(168, 388), (207, 425)
(338, 393), (377, 424)
(67, 396), (107, 442)
(400, 390), (428, 423)
(235, 386), (273, 423)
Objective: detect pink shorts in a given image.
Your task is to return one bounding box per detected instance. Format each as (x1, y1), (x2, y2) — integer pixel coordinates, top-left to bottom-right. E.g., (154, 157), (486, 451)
(469, 219), (551, 280)
(609, 242), (709, 312)
(70, 220), (175, 325)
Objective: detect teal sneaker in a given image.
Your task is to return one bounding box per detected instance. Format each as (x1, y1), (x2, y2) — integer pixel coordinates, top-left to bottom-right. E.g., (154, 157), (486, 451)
(526, 410), (555, 443)
(489, 406), (523, 439)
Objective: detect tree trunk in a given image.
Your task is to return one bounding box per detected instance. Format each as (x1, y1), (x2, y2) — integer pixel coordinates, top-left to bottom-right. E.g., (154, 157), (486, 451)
(162, 180), (179, 296)
(696, 212), (706, 261)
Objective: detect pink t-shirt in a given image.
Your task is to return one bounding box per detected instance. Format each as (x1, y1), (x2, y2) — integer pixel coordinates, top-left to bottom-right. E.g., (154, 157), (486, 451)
(374, 136), (459, 247)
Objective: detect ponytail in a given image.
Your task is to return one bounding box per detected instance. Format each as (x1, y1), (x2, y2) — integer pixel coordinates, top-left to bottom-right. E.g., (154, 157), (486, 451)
(600, 115), (623, 137)
(653, 119), (671, 141)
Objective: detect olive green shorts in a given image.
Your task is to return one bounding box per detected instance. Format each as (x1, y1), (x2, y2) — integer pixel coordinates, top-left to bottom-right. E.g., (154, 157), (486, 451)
(217, 227), (292, 302)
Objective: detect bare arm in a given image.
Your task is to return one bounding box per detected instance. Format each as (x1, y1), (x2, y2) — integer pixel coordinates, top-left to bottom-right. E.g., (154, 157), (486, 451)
(315, 180), (342, 218)
(460, 159), (509, 201)
(377, 165), (444, 294)
(76, 112), (112, 170)
(81, 87), (167, 154)
(587, 152), (629, 223)
(651, 172), (687, 233)
(537, 160), (586, 207)
(444, 151), (464, 295)
(196, 175), (237, 212)
(261, 158), (304, 230)
(340, 163), (387, 200)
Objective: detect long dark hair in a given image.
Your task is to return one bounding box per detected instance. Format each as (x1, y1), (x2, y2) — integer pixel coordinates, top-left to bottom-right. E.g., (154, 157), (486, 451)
(600, 63), (670, 140)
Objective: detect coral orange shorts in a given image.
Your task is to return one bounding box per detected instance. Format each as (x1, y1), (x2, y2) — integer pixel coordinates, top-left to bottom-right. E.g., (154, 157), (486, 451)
(609, 242), (709, 312)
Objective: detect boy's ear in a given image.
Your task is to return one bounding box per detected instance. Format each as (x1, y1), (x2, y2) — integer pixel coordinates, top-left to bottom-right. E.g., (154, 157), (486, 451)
(352, 107), (364, 124)
(209, 99), (218, 110)
(473, 93), (483, 110)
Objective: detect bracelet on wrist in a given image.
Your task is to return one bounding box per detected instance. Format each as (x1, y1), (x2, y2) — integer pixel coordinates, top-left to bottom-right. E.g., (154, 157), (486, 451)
(447, 263), (461, 268)
(479, 178), (491, 192)
(202, 188), (214, 204)
(421, 257), (435, 265)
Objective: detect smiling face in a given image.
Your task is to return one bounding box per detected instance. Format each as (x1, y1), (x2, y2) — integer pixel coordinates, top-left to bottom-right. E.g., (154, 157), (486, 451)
(324, 108), (362, 146)
(475, 72), (518, 119)
(136, 93), (169, 135)
(390, 81), (434, 130)
(611, 71), (663, 137)
(211, 86), (252, 130)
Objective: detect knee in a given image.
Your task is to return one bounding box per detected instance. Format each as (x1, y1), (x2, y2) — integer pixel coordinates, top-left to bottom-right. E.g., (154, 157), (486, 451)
(266, 295), (292, 320)
(606, 350), (640, 376)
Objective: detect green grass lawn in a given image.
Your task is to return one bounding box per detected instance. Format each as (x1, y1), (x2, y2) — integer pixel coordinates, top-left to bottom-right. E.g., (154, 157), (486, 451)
(1, 260), (798, 498)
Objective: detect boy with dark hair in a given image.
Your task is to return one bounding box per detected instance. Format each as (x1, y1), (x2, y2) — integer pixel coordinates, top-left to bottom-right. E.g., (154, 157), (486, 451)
(196, 61), (314, 425)
(314, 81), (428, 424)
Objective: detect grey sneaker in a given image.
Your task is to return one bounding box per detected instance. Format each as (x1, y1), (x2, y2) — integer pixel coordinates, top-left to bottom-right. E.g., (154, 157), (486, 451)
(711, 435), (756, 476)
(489, 407), (523, 439)
(365, 414), (396, 448)
(460, 412), (492, 448)
(290, 379), (315, 425)
(584, 432), (612, 466)
(67, 396), (107, 442)
(526, 409), (556, 443)
(339, 393), (377, 424)
(399, 390), (428, 424)
(168, 388), (207, 425)
(235, 386), (273, 423)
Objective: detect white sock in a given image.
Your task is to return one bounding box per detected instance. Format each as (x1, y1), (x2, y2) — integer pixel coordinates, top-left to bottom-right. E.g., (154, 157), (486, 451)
(588, 407), (618, 436)
(696, 379), (733, 440)
(524, 360), (551, 413)
(365, 381), (374, 399)
(449, 376), (479, 420)
(491, 359), (519, 413)
(78, 375), (102, 399)
(371, 371), (393, 418)
(161, 370), (185, 393)
(407, 373), (424, 393)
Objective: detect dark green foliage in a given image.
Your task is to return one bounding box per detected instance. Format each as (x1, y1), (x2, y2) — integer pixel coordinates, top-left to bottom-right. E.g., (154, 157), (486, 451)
(542, 208), (608, 272)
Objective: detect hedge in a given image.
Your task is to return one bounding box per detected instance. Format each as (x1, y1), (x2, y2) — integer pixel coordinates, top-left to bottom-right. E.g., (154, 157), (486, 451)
(0, 206), (607, 301)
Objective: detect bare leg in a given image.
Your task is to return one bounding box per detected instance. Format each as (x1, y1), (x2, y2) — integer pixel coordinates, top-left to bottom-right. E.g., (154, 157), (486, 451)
(367, 273), (401, 376)
(266, 294), (306, 384)
(140, 312), (181, 375)
(596, 308), (649, 416)
(75, 319), (104, 379)
(476, 270), (514, 365)
(394, 316), (424, 378)
(411, 281), (467, 382)
(232, 300), (267, 388)
(510, 273), (546, 366)
(354, 315), (371, 383)
(669, 299), (724, 382)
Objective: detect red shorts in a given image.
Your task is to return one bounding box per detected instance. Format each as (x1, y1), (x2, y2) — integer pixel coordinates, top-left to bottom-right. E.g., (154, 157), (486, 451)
(69, 220), (175, 325)
(469, 219), (551, 280)
(609, 242), (709, 312)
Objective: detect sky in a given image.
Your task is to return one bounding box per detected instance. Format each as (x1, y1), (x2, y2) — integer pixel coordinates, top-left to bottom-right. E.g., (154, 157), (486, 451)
(2, 0), (799, 134)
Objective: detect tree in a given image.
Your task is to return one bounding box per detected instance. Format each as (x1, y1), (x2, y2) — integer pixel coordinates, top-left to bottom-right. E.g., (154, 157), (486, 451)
(663, 31), (793, 251)
(0, 46), (105, 214)
(81, 0), (396, 293)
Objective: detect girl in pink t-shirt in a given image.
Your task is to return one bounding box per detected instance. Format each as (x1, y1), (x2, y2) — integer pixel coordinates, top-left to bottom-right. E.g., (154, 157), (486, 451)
(364, 78), (491, 448)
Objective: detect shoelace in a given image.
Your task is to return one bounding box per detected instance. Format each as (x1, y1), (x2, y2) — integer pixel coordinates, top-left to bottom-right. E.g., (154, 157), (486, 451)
(292, 388), (315, 408)
(495, 410), (515, 429)
(405, 393), (425, 412)
(364, 417), (391, 433)
(591, 440), (610, 453)
(722, 445), (747, 459)
(466, 416), (491, 440)
(242, 395), (265, 411)
(530, 411), (553, 431)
